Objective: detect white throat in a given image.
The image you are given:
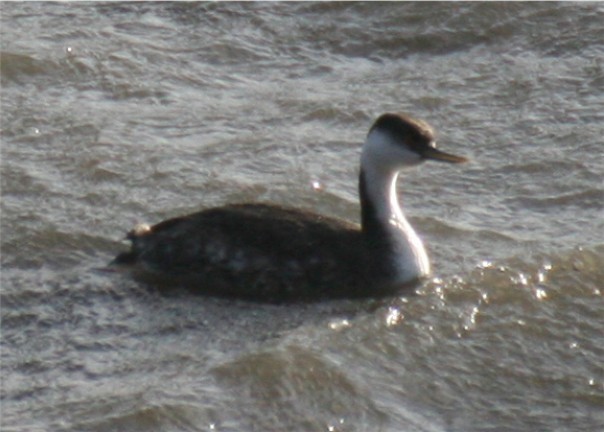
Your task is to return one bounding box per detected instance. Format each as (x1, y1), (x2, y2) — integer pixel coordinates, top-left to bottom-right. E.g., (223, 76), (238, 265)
(360, 131), (431, 283)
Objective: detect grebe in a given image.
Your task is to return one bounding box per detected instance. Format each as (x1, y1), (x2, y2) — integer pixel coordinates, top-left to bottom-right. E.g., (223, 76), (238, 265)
(112, 113), (467, 301)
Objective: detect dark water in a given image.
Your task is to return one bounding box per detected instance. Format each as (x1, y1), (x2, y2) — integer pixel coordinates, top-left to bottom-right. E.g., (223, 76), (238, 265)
(1, 2), (603, 431)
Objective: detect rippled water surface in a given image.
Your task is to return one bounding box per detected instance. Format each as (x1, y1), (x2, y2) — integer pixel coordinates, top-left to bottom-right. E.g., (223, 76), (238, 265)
(2, 2), (603, 431)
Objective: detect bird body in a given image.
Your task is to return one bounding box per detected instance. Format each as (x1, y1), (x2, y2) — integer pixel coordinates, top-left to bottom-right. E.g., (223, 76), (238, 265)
(113, 113), (467, 301)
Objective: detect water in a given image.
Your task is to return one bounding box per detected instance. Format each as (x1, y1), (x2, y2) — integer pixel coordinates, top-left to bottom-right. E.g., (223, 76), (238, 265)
(1, 2), (603, 431)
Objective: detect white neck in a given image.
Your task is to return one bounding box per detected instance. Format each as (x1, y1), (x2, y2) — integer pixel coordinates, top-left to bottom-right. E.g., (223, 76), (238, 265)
(360, 132), (431, 283)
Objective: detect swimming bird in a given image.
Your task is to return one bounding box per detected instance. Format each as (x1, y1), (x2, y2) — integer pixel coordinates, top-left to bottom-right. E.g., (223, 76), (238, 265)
(112, 113), (467, 301)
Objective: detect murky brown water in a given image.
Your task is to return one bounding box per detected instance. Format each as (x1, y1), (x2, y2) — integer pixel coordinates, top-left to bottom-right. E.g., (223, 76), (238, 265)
(2, 2), (603, 431)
